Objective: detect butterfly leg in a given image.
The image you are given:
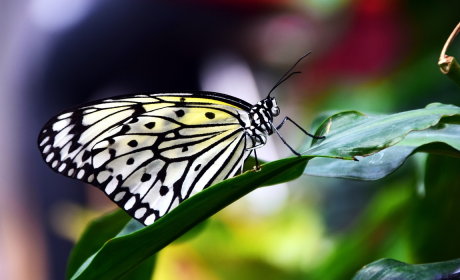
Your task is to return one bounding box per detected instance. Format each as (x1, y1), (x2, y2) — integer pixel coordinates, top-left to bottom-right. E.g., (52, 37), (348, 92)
(276, 116), (325, 140)
(253, 150), (261, 172)
(241, 153), (245, 174)
(270, 122), (301, 156)
(241, 150), (252, 174)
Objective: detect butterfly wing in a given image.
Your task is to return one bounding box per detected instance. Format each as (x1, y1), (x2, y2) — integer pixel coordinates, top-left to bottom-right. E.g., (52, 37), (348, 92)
(38, 93), (252, 225)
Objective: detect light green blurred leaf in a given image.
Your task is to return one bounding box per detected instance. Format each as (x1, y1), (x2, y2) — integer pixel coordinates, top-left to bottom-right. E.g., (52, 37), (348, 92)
(352, 258), (460, 280)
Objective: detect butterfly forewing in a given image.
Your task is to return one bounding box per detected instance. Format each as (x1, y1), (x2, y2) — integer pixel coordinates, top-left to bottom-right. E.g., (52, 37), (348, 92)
(38, 95), (174, 183)
(38, 92), (253, 225)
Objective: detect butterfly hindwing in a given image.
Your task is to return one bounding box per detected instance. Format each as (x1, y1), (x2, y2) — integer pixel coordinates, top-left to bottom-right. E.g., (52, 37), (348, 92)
(91, 105), (250, 225)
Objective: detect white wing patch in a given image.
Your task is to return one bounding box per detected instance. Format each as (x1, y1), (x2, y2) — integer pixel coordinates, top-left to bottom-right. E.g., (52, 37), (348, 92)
(52, 118), (71, 131)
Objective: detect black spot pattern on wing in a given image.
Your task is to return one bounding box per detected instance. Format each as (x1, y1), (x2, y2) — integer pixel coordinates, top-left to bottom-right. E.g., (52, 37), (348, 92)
(127, 140), (138, 147)
(160, 186), (169, 196)
(144, 122), (156, 129)
(174, 110), (185, 117)
(141, 173), (151, 182)
(82, 150), (91, 161)
(205, 112), (215, 119)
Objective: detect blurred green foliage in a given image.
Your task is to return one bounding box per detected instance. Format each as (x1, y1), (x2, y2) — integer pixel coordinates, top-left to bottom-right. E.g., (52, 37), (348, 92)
(69, 0), (460, 279)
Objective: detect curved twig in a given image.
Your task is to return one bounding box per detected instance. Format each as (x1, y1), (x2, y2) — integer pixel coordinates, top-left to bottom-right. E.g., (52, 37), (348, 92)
(439, 22), (460, 74)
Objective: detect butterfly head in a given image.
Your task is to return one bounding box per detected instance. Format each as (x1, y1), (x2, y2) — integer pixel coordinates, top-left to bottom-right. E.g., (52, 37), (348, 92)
(263, 97), (280, 117)
(248, 96), (280, 137)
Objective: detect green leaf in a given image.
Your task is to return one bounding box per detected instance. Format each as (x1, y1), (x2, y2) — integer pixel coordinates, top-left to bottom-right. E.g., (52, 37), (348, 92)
(352, 258), (460, 280)
(119, 254), (156, 280)
(69, 156), (311, 280)
(66, 209), (131, 279)
(304, 103), (460, 180)
(67, 210), (156, 280)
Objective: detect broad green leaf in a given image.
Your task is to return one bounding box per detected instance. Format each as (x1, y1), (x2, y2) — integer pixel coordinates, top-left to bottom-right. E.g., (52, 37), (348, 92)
(304, 103), (460, 180)
(70, 156), (311, 280)
(119, 254), (156, 280)
(352, 258), (460, 280)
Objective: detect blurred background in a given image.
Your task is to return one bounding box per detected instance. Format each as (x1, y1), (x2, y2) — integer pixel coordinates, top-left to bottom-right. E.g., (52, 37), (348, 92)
(1, 0), (460, 279)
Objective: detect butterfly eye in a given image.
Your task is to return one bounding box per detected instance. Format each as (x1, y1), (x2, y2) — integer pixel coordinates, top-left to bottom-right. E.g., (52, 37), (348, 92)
(272, 107), (280, 116)
(265, 99), (273, 108)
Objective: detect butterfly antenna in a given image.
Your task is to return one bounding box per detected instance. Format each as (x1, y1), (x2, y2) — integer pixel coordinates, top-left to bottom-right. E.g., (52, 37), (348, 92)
(271, 71), (302, 92)
(267, 51), (312, 97)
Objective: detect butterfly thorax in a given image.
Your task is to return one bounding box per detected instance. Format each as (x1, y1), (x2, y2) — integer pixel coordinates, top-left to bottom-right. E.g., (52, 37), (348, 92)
(245, 97), (280, 150)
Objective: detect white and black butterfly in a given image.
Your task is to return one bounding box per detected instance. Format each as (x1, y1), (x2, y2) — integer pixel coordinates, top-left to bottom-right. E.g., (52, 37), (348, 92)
(37, 53), (324, 225)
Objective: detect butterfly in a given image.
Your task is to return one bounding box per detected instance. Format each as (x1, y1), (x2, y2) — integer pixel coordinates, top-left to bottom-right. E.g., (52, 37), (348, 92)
(37, 53), (324, 226)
